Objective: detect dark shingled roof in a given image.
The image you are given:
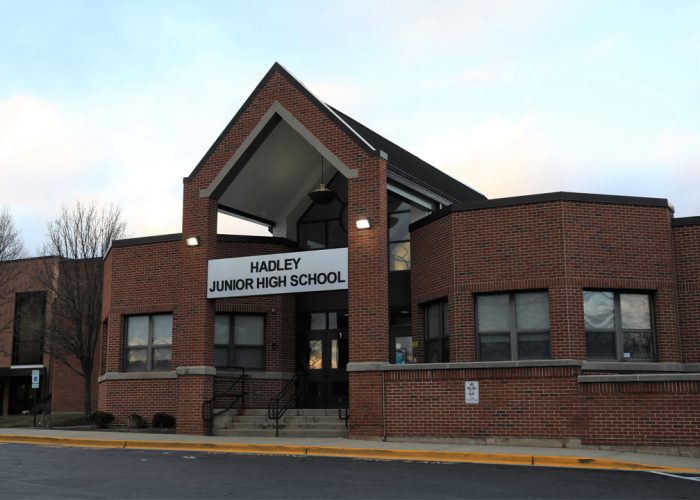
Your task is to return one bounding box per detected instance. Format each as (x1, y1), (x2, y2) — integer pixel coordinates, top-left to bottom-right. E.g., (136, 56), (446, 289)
(330, 107), (485, 204)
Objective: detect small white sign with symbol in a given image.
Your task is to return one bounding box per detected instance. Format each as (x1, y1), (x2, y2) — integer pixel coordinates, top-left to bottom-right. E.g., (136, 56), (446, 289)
(31, 369), (40, 389)
(465, 381), (479, 404)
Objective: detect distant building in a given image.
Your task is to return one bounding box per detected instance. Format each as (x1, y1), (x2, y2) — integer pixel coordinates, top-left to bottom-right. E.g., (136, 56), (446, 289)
(0, 257), (90, 415)
(98, 63), (700, 452)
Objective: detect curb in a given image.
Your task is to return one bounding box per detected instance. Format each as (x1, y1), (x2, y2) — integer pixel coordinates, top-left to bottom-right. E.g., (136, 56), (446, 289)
(0, 434), (696, 473)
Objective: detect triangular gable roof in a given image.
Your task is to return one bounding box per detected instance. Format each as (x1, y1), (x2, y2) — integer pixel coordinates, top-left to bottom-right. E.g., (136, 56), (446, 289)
(188, 62), (485, 205)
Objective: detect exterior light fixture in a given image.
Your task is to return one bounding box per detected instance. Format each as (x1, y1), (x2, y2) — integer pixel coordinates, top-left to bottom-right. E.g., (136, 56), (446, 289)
(356, 219), (371, 229)
(186, 236), (200, 246)
(308, 154), (337, 205)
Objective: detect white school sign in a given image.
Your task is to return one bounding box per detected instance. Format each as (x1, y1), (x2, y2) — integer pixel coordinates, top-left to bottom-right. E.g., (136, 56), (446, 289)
(207, 248), (348, 298)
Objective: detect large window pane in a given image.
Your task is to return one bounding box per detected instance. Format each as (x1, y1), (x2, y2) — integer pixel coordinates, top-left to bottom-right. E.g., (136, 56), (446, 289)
(127, 349), (147, 371)
(480, 335), (510, 361)
(327, 221), (347, 248)
(426, 303), (441, 338)
(328, 312), (338, 330)
(477, 294), (509, 332)
(426, 341), (442, 363)
(127, 316), (148, 346)
(389, 242), (411, 271)
(235, 316), (263, 345)
(394, 336), (413, 364)
(586, 331), (616, 359)
(152, 315), (172, 345)
(234, 348), (264, 369)
(516, 292), (549, 330)
(623, 332), (653, 359)
(152, 347), (171, 370)
(310, 313), (326, 331)
(298, 222), (325, 249)
(583, 291), (615, 330)
(215, 315), (230, 344)
(331, 339), (338, 369)
(389, 211), (410, 242)
(518, 333), (550, 359)
(214, 346), (229, 367)
(621, 294), (651, 330)
(388, 195), (411, 212)
(308, 340), (322, 369)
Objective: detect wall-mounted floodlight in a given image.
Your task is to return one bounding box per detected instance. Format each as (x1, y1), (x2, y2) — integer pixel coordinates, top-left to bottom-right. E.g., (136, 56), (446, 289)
(186, 236), (200, 246)
(355, 219), (371, 229)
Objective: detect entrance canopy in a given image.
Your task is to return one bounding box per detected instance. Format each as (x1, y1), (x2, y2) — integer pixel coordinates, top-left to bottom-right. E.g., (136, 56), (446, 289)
(197, 63), (486, 242)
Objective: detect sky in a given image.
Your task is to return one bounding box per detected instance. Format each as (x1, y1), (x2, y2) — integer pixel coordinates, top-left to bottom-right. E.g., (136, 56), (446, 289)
(1, 0), (699, 253)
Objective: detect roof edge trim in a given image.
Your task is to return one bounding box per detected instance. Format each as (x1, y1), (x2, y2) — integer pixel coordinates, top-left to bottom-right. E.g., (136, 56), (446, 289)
(410, 191), (673, 232)
(672, 216), (700, 227)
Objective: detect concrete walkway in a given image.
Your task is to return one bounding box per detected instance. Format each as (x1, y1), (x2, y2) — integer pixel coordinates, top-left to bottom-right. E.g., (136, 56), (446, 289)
(0, 427), (697, 474)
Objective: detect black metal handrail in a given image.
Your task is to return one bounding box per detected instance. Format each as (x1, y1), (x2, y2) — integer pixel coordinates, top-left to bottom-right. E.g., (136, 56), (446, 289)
(202, 366), (247, 436)
(267, 372), (304, 437)
(338, 396), (349, 428)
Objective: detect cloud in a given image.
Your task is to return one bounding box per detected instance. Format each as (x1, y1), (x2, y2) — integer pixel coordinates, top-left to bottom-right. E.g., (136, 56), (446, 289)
(364, 0), (567, 54)
(416, 116), (565, 198)
(0, 95), (100, 177)
(420, 63), (516, 91)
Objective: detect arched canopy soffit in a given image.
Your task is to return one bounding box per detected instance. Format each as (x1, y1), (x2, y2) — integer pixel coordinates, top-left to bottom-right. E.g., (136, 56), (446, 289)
(200, 101), (358, 229)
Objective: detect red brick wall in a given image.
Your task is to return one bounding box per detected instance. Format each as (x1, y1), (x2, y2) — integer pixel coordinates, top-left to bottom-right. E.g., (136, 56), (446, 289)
(673, 223), (700, 362)
(581, 380), (700, 446)
(98, 378), (177, 425)
(0, 257), (91, 414)
(101, 236), (299, 432)
(349, 371), (384, 438)
(383, 366), (582, 440)
(412, 200), (680, 363)
(377, 366), (700, 447)
(392, 198), (699, 447)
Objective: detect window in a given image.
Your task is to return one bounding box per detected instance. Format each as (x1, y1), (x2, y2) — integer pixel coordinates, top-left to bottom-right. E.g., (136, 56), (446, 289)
(12, 292), (46, 365)
(476, 291), (550, 361)
(583, 291), (654, 361)
(215, 315), (264, 369)
(125, 314), (172, 371)
(390, 309), (414, 364)
(298, 175), (347, 250)
(386, 194), (433, 271)
(424, 301), (448, 362)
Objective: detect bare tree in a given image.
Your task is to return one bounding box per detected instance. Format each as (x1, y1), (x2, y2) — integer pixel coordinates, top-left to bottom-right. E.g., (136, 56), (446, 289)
(41, 201), (127, 418)
(0, 208), (26, 332)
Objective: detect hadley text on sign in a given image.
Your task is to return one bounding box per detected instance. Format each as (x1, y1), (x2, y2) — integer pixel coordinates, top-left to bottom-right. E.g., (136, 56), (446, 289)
(207, 247), (348, 298)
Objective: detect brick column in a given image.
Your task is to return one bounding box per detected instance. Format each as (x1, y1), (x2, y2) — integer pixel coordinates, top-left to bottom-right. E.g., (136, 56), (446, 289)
(347, 156), (388, 437)
(175, 182), (218, 434)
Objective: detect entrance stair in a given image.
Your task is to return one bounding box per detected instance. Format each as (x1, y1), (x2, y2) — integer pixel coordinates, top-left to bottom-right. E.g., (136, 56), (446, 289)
(213, 408), (347, 438)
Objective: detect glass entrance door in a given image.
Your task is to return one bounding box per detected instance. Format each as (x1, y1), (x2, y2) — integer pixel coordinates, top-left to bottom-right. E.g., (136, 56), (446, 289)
(302, 311), (348, 408)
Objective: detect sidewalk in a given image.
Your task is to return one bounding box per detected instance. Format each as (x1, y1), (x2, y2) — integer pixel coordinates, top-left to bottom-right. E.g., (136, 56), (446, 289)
(0, 427), (697, 474)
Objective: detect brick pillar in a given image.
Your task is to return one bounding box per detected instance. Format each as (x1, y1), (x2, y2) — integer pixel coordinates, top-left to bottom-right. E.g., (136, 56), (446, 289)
(175, 181), (218, 434)
(347, 156), (388, 438)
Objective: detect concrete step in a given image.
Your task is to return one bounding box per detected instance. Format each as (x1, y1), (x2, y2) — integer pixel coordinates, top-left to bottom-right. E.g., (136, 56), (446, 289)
(227, 422), (345, 431)
(242, 408), (337, 417)
(211, 409), (239, 429)
(230, 415), (341, 424)
(214, 428), (348, 438)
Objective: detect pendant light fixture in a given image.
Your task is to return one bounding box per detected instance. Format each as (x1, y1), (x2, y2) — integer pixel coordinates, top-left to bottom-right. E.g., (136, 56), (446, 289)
(308, 154), (337, 204)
